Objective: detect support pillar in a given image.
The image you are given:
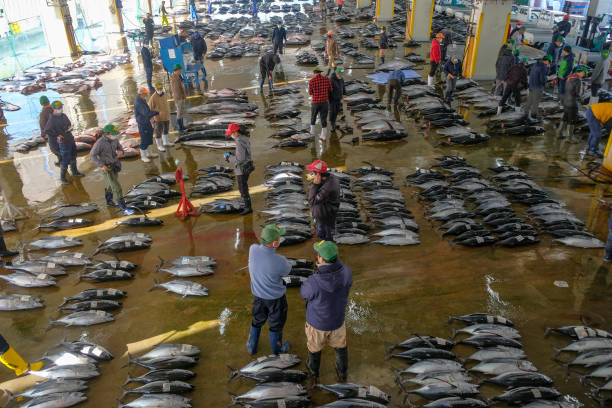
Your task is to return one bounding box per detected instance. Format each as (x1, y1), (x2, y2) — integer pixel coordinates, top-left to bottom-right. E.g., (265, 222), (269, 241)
(356, 0), (371, 9)
(375, 0), (394, 22)
(147, 0), (153, 14)
(111, 0), (125, 33)
(463, 0), (513, 80)
(406, 0), (435, 42)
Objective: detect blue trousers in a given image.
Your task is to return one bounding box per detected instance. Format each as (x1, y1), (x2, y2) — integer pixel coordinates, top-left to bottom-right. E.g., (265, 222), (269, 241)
(138, 125), (154, 149)
(59, 142), (76, 166)
(145, 69), (153, 92)
(190, 4), (198, 22)
(586, 107), (602, 153)
(315, 217), (335, 241)
(558, 78), (566, 95)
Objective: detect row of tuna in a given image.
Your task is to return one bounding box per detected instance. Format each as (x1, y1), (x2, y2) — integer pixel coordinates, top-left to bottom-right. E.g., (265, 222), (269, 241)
(390, 313), (580, 408)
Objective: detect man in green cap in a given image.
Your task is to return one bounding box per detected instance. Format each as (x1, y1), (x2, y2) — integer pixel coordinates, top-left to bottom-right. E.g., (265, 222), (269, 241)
(169, 63), (186, 135)
(246, 224), (291, 356)
(329, 67), (345, 131)
(546, 36), (564, 74)
(590, 49), (609, 105)
(524, 54), (551, 122)
(301, 240), (352, 382)
(90, 124), (134, 215)
(44, 100), (84, 184)
(38, 95), (58, 165)
(497, 57), (528, 115)
(559, 65), (588, 143)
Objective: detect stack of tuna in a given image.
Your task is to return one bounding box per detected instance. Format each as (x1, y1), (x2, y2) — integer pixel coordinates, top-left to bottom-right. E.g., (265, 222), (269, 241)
(187, 90), (257, 115)
(124, 175), (181, 212)
(150, 256), (214, 297)
(93, 232), (152, 256)
(175, 123), (236, 149)
(316, 383), (391, 407)
(12, 338), (113, 406)
(408, 156), (539, 248)
(120, 343), (200, 407)
(228, 354), (310, 407)
(36, 202), (98, 231)
(191, 165), (235, 196)
(547, 324), (612, 405)
(265, 87), (311, 148)
(51, 259), (133, 328)
(261, 162), (311, 245)
(391, 313), (578, 408)
(328, 169), (370, 245)
(282, 258), (315, 288)
(351, 164), (420, 246)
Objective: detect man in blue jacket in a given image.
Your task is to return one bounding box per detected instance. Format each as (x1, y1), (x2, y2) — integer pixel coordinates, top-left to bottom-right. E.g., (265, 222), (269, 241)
(247, 224), (291, 355)
(546, 36), (564, 74)
(524, 54), (551, 122)
(272, 22), (287, 55)
(301, 240), (352, 382)
(141, 40), (154, 92)
(134, 87), (159, 162)
(387, 68), (405, 106)
(443, 56), (462, 104)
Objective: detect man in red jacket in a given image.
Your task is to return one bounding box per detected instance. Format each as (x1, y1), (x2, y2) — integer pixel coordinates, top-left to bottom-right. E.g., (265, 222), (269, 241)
(429, 33), (444, 87)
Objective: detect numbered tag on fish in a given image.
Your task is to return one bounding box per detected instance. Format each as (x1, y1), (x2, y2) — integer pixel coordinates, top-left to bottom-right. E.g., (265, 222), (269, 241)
(120, 261), (130, 268)
(516, 235), (524, 242)
(486, 315), (494, 323)
(465, 225), (471, 231)
(279, 354), (292, 363)
(20, 295), (31, 301)
(136, 233), (146, 239)
(92, 347), (103, 357)
(96, 310), (106, 316)
(66, 237), (74, 241)
(182, 258), (190, 265)
(91, 301), (97, 308)
(109, 289), (119, 295)
(139, 217), (147, 222)
(476, 237), (484, 244)
(498, 317), (507, 324)
(162, 382), (171, 392)
(74, 253), (83, 259)
(81, 346), (92, 354)
(181, 344), (189, 353)
(368, 385), (386, 399)
(96, 290), (104, 297)
(531, 388), (542, 398)
(357, 387), (367, 398)
(575, 327), (588, 339)
(47, 262), (56, 268)
(36, 273), (48, 280)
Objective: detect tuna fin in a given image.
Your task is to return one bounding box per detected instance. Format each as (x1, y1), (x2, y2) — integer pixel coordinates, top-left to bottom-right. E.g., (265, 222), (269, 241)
(384, 341), (397, 355)
(227, 365), (239, 382)
(122, 373), (134, 386)
(45, 318), (56, 332)
(156, 256), (166, 271)
(552, 346), (563, 357)
(413, 333), (436, 349)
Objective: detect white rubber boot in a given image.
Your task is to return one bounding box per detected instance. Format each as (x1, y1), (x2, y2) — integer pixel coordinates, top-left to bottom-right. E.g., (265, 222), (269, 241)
(496, 106), (503, 115)
(589, 96), (599, 105)
(147, 145), (159, 158)
(428, 76), (434, 87)
(310, 125), (316, 135)
(320, 127), (327, 142)
(162, 134), (174, 147)
(140, 148), (151, 163)
(155, 137), (166, 152)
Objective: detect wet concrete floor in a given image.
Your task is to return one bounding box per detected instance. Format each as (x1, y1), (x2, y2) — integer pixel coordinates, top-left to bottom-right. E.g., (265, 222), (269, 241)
(0, 8), (611, 408)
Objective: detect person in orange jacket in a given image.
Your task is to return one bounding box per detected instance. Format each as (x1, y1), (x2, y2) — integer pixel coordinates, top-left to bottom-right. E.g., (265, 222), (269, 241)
(428, 33), (443, 87)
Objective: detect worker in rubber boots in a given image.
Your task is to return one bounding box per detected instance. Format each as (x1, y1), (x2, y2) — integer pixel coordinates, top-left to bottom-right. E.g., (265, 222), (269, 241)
(39, 95), (59, 165)
(524, 55), (552, 122)
(497, 58), (528, 115)
(325, 30), (339, 76)
(272, 22), (287, 55)
(557, 14), (572, 38)
(90, 124), (134, 216)
(170, 64), (187, 135)
(247, 224), (291, 355)
(134, 87), (159, 163)
(428, 33), (443, 87)
(329, 67), (345, 131)
(557, 45), (575, 95)
(148, 83), (174, 151)
(443, 56), (462, 104)
(44, 101), (84, 184)
(585, 102), (612, 158)
(259, 52), (281, 92)
(387, 68), (404, 107)
(558, 66), (588, 143)
(307, 160), (340, 241)
(191, 31), (208, 90)
(301, 240), (352, 382)
(0, 333), (43, 375)
(378, 26), (388, 66)
(224, 123), (254, 215)
(141, 39), (154, 93)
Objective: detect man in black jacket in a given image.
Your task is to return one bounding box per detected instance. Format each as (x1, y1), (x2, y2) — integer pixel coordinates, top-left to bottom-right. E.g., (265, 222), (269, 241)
(143, 13), (154, 44)
(191, 31), (208, 89)
(307, 160), (340, 242)
(329, 68), (345, 131)
(272, 22), (287, 55)
(497, 58), (528, 115)
(141, 40), (154, 92)
(259, 53), (281, 92)
(495, 47), (515, 96)
(557, 14), (572, 38)
(45, 101), (84, 184)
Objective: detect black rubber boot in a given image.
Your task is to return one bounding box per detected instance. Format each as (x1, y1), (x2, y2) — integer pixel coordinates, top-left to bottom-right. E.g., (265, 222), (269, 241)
(240, 197), (252, 215)
(334, 347), (348, 382)
(105, 190), (117, 207)
(306, 351), (321, 379)
(59, 165), (69, 185)
(0, 235), (18, 258)
(70, 161), (84, 177)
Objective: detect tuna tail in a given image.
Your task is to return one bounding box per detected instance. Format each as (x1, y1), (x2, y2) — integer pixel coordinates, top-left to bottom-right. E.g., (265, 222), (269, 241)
(157, 256), (167, 270)
(552, 346), (563, 357)
(148, 279), (160, 292)
(3, 389), (15, 405)
(228, 392), (238, 407)
(118, 390), (129, 402)
(384, 341), (397, 356)
(58, 297), (70, 307)
(121, 352), (133, 369)
(392, 368), (406, 387)
(227, 365), (239, 382)
(544, 327), (553, 337)
(450, 327), (458, 339)
(122, 373), (134, 386)
(45, 318), (57, 332)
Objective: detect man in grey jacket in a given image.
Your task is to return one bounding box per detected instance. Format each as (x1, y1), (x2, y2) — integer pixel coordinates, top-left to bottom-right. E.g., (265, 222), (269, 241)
(90, 124), (134, 216)
(590, 49), (609, 105)
(224, 123), (254, 215)
(495, 47), (515, 96)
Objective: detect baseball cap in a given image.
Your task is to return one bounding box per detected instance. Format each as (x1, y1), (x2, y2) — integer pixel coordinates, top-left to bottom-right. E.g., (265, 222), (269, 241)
(436, 32), (445, 39)
(564, 14), (570, 20)
(155, 83), (163, 89)
(261, 224), (285, 243)
(327, 30), (333, 35)
(313, 67), (323, 73)
(174, 63), (183, 70)
(139, 87), (150, 94)
(306, 159), (328, 173)
(225, 123), (241, 136)
(602, 50), (610, 58)
(313, 240), (338, 262)
(557, 36), (565, 43)
(335, 67), (344, 75)
(51, 101), (63, 109)
(543, 54), (553, 61)
(103, 124), (119, 135)
(39, 95), (49, 105)
(520, 57), (528, 63)
(576, 66), (589, 73)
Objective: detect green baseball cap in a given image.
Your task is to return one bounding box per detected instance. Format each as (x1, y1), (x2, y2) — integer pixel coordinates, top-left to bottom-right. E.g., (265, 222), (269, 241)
(174, 63), (182, 70)
(313, 67), (324, 73)
(543, 54), (553, 61)
(51, 100), (63, 109)
(507, 39), (515, 45)
(520, 57), (528, 63)
(335, 67), (344, 75)
(103, 124), (119, 135)
(513, 49), (520, 56)
(602, 49), (610, 58)
(261, 224), (285, 243)
(557, 36), (565, 43)
(576, 66), (589, 73)
(39, 95), (49, 105)
(313, 240), (338, 262)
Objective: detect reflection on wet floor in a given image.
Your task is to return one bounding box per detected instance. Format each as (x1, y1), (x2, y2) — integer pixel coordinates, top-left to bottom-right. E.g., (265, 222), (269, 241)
(0, 4), (611, 408)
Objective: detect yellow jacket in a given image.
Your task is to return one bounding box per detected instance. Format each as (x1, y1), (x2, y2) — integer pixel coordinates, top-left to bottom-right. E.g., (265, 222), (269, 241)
(591, 103), (612, 124)
(148, 92), (170, 121)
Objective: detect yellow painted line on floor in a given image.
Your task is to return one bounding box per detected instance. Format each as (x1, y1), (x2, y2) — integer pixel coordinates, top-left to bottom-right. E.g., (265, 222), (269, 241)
(51, 184), (270, 238)
(122, 318), (221, 359)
